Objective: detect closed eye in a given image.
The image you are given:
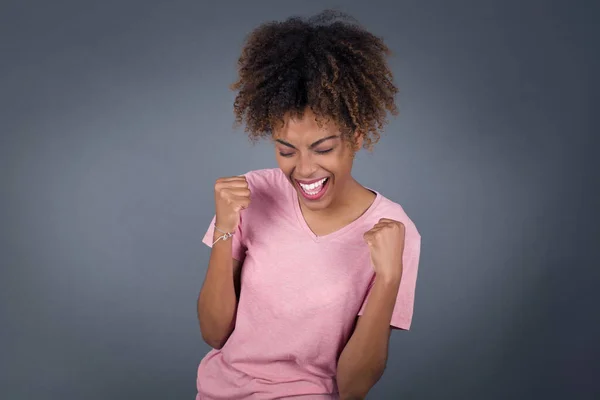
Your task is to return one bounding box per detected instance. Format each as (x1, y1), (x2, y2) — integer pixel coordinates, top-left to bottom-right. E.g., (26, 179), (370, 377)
(315, 148), (333, 154)
(279, 148), (332, 157)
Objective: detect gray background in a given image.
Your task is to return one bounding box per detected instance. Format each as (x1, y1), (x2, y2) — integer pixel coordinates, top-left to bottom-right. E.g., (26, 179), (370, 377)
(1, 0), (598, 399)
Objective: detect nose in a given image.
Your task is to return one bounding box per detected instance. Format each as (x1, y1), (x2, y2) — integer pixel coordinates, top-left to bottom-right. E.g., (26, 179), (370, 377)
(295, 152), (317, 179)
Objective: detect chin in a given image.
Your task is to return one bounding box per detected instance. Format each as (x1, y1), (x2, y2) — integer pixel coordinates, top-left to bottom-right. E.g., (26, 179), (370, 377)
(299, 196), (332, 211)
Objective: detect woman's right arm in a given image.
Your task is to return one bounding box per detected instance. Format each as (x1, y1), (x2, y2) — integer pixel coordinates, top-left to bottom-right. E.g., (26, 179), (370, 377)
(197, 234), (243, 349)
(197, 175), (250, 350)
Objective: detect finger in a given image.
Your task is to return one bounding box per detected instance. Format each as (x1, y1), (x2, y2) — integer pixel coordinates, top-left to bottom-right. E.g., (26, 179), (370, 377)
(223, 188), (251, 197)
(370, 224), (385, 232)
(217, 181), (249, 191)
(216, 175), (247, 185)
(220, 176), (247, 183)
(230, 194), (251, 210)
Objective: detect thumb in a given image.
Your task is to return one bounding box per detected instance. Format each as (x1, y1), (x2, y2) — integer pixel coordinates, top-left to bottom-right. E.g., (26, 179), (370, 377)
(363, 233), (373, 247)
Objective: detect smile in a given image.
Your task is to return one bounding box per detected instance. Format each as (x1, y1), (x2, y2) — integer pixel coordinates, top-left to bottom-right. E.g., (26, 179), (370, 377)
(295, 177), (330, 200)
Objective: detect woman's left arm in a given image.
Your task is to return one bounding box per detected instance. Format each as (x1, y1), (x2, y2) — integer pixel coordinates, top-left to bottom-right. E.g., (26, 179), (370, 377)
(337, 218), (407, 400)
(336, 275), (400, 400)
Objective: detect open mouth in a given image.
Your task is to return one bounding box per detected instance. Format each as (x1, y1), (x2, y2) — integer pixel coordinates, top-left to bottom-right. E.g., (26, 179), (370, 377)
(295, 177), (330, 201)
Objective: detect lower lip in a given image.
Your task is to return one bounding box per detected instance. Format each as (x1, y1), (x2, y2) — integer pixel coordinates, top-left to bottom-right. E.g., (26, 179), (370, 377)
(296, 178), (330, 201)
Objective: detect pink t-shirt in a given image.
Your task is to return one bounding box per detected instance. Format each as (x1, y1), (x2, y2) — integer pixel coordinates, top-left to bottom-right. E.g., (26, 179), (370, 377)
(197, 168), (421, 400)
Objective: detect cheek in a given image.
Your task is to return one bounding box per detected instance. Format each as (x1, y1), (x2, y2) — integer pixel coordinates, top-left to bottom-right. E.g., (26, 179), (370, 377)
(331, 152), (354, 172)
(275, 155), (293, 174)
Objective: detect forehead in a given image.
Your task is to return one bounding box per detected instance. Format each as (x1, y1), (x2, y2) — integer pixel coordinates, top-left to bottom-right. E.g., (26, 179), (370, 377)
(272, 110), (340, 143)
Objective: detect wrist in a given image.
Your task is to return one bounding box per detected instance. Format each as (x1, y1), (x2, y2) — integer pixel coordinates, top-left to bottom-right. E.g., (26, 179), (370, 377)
(376, 269), (403, 286)
(215, 224), (235, 234)
(214, 219), (236, 233)
(212, 228), (234, 248)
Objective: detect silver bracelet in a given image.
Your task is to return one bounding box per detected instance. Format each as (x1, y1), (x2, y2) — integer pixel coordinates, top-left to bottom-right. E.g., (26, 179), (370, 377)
(212, 224), (234, 246)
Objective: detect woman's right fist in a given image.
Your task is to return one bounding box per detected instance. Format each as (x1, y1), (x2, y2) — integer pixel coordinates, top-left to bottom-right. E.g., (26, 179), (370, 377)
(214, 176), (251, 233)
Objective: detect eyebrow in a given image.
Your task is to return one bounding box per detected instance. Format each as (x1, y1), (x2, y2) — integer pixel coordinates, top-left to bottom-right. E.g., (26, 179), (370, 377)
(275, 135), (340, 150)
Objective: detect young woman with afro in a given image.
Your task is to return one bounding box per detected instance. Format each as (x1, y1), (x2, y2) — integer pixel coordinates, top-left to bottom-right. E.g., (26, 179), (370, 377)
(196, 9), (421, 400)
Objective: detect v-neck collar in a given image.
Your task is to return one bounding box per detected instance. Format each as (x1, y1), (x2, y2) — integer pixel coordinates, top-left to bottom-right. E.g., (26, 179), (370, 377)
(290, 180), (382, 243)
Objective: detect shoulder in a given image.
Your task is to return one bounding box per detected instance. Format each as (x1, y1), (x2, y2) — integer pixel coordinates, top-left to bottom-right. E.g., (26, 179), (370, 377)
(242, 168), (286, 187)
(236, 168), (294, 232)
(371, 193), (421, 243)
(242, 168), (286, 190)
(240, 168), (291, 208)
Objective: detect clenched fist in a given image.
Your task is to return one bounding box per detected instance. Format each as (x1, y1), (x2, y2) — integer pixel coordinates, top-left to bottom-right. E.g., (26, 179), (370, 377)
(214, 176), (251, 233)
(363, 218), (406, 282)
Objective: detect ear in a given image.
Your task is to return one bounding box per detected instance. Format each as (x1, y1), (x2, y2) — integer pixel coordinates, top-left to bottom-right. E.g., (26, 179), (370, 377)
(353, 131), (364, 151)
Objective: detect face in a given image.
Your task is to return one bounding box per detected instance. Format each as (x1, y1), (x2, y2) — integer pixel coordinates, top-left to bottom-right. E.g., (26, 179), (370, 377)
(272, 109), (362, 212)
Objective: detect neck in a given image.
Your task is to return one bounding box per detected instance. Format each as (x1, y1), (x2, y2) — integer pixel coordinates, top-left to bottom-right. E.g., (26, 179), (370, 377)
(331, 177), (363, 209)
(303, 177), (367, 219)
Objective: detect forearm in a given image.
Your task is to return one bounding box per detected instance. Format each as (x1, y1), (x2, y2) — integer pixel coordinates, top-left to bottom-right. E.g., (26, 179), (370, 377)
(197, 233), (238, 349)
(337, 275), (401, 399)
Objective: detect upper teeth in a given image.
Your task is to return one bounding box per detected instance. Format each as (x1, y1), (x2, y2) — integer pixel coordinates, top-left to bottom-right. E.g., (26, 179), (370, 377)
(299, 178), (327, 191)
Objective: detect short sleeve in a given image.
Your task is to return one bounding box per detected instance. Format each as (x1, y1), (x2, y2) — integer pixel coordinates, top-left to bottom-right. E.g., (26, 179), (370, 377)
(358, 233), (421, 330)
(201, 214), (247, 262)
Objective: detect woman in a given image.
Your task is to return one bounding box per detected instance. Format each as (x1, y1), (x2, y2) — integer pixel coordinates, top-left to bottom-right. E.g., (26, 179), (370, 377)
(196, 9), (421, 400)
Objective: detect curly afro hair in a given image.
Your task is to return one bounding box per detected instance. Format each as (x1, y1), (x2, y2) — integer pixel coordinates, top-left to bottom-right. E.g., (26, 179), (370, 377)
(230, 9), (399, 151)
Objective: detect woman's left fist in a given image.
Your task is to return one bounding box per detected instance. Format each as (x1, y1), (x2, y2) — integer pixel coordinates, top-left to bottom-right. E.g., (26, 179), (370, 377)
(363, 218), (406, 281)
